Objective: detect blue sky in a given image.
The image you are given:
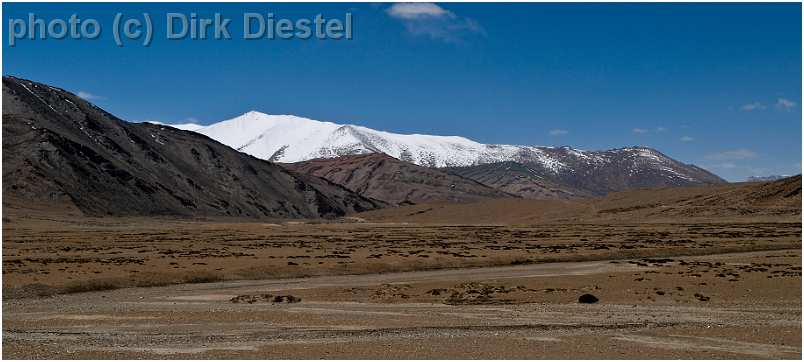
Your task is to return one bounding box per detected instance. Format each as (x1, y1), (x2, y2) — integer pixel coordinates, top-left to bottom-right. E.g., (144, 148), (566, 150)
(3, 3), (801, 181)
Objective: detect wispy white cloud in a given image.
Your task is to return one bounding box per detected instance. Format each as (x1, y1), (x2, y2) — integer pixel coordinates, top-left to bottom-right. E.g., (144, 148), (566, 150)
(77, 91), (106, 101)
(386, 3), (452, 20)
(740, 102), (766, 112)
(680, 136), (694, 142)
(548, 129), (569, 136)
(740, 98), (798, 112)
(705, 149), (758, 161)
(386, 3), (483, 42)
(776, 98), (796, 111)
(631, 127), (669, 135)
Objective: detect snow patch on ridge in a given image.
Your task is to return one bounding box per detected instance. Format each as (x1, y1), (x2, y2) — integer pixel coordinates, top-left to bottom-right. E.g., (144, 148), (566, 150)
(144, 121), (206, 132)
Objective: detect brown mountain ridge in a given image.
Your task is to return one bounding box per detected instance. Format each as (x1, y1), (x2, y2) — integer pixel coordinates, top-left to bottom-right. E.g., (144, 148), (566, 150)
(360, 175), (802, 224)
(284, 153), (515, 205)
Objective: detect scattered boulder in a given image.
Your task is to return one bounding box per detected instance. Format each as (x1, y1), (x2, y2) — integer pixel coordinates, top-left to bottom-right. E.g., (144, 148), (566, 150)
(443, 282), (525, 305)
(694, 293), (710, 302)
(578, 294), (599, 304)
(230, 294), (301, 304)
(272, 295), (301, 303)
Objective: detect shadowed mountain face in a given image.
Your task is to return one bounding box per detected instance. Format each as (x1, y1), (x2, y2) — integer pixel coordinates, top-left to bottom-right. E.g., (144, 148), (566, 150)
(283, 153), (515, 205)
(446, 147), (726, 197)
(2, 76), (382, 218)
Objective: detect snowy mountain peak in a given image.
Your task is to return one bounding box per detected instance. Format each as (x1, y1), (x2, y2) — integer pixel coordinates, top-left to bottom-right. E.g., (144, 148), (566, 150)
(153, 112), (724, 186)
(184, 111), (504, 167)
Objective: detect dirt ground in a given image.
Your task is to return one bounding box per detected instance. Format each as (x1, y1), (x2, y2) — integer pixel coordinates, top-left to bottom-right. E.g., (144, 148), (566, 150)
(2, 217), (800, 294)
(2, 217), (802, 358)
(3, 249), (801, 359)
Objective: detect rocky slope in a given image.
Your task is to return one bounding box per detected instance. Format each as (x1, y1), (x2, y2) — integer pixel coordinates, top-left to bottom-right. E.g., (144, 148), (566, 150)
(360, 175), (802, 224)
(2, 76), (382, 218)
(448, 148), (726, 196)
(593, 175), (802, 219)
(443, 161), (591, 199)
(284, 153), (514, 205)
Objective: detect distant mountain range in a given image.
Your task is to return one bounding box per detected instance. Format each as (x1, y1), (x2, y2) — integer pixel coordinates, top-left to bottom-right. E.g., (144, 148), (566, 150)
(165, 111), (725, 196)
(2, 76), (381, 218)
(746, 175), (790, 183)
(2, 76), (731, 219)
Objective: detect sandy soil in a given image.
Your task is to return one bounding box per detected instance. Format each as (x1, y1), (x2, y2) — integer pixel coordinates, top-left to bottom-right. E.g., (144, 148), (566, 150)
(2, 217), (801, 358)
(3, 249), (800, 359)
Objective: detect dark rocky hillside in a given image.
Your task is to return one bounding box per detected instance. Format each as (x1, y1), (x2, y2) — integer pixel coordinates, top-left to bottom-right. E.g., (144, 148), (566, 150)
(2, 76), (382, 218)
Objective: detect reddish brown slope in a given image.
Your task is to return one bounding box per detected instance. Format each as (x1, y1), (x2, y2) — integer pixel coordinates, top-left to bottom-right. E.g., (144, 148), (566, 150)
(284, 153), (515, 205)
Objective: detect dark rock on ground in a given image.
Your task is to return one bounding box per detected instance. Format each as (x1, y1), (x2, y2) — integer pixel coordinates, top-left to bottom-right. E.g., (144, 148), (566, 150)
(578, 293), (599, 304)
(230, 294), (301, 304)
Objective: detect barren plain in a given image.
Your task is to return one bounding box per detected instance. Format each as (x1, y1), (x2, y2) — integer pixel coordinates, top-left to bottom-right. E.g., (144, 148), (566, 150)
(3, 215), (801, 358)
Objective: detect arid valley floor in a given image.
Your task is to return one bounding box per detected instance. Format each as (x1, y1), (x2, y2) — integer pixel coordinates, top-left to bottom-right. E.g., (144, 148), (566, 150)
(3, 74), (802, 359)
(3, 213), (802, 358)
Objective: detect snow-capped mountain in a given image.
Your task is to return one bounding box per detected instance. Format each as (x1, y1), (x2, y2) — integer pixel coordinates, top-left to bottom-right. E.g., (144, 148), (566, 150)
(153, 111), (725, 193)
(155, 111), (565, 169)
(179, 111), (554, 168)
